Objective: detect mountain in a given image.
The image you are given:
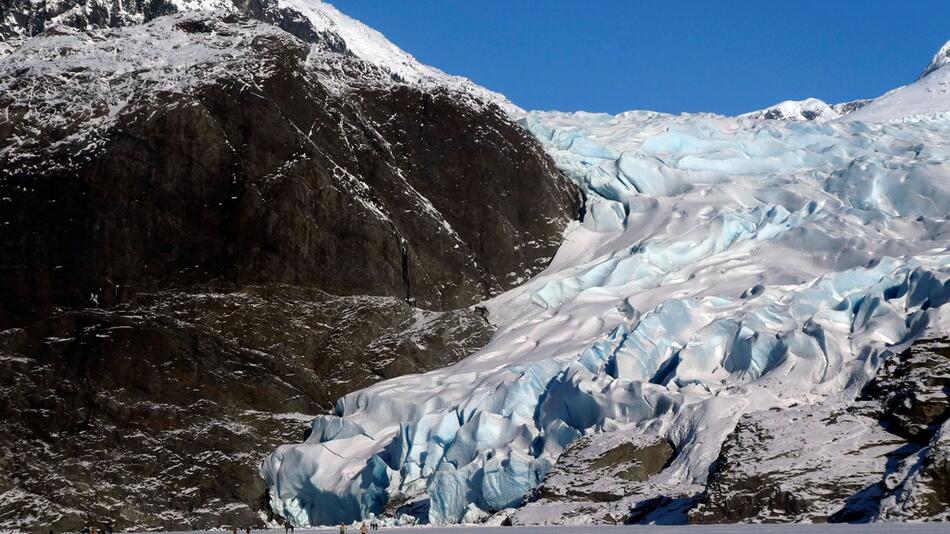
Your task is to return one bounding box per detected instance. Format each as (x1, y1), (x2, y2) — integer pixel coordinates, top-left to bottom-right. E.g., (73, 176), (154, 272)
(0, 0), (516, 111)
(740, 97), (870, 121)
(844, 42), (950, 122)
(1, 0), (949, 530)
(0, 3), (579, 531)
(919, 40), (950, 80)
(745, 41), (950, 123)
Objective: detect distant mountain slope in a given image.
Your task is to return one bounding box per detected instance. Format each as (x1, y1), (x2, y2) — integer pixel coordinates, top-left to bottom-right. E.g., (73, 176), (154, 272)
(845, 44), (950, 122)
(740, 97), (870, 121)
(743, 41), (950, 123)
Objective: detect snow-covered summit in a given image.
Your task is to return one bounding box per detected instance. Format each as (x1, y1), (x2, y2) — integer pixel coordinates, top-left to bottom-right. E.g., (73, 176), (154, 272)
(0, 0), (518, 112)
(844, 39), (950, 122)
(740, 97), (843, 121)
(741, 97), (871, 122)
(920, 39), (950, 79)
(276, 0), (518, 112)
(741, 40), (950, 123)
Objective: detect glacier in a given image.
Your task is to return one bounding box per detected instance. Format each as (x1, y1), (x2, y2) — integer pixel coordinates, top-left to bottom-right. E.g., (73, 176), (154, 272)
(260, 35), (950, 527)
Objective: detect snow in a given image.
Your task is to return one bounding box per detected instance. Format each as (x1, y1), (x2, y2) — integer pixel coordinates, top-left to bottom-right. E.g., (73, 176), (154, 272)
(0, 13), (307, 174)
(844, 42), (950, 122)
(262, 101), (950, 525)
(276, 0), (517, 113)
(741, 97), (842, 121)
(919, 40), (950, 80)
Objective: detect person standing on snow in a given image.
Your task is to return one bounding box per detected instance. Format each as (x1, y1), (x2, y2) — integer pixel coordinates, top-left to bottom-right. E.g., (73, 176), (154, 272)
(360, 523), (368, 534)
(339, 523), (346, 534)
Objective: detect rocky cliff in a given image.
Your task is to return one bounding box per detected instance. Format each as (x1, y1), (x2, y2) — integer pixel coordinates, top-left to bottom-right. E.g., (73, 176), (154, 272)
(689, 338), (950, 523)
(0, 5), (579, 531)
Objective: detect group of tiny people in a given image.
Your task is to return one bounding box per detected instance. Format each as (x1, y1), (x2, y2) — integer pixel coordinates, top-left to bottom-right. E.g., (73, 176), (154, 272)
(339, 520), (381, 533)
(74, 521), (386, 534)
(273, 519), (381, 533)
(72, 519), (387, 533)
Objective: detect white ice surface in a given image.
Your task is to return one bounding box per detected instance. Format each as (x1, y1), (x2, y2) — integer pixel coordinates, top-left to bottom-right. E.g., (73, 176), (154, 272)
(262, 98), (950, 525)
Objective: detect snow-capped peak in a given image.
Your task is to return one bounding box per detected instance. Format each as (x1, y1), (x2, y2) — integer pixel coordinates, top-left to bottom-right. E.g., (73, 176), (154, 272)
(920, 39), (950, 79)
(278, 0), (519, 112)
(281, 0), (444, 85)
(0, 0), (519, 113)
(844, 39), (950, 122)
(740, 97), (840, 121)
(740, 97), (872, 122)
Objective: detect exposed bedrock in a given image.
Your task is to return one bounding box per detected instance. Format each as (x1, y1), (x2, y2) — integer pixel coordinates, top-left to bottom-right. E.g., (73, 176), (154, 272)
(503, 432), (675, 525)
(691, 338), (950, 524)
(0, 11), (578, 532)
(0, 13), (578, 325)
(0, 287), (495, 531)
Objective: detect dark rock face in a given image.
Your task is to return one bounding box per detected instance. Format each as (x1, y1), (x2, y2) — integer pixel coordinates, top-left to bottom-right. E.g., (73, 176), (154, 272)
(900, 423), (950, 518)
(691, 338), (950, 524)
(859, 338), (950, 442)
(355, 87), (575, 291)
(0, 288), (494, 532)
(688, 404), (907, 524)
(0, 10), (578, 532)
(0, 14), (579, 325)
(509, 431), (674, 525)
(882, 421), (950, 521)
(875, 339), (950, 520)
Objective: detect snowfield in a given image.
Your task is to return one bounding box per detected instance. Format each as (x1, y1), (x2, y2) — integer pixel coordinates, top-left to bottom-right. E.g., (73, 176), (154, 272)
(260, 20), (950, 527)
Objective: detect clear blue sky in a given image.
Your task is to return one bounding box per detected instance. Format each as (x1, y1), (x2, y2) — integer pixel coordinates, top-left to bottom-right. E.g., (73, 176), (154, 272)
(332, 0), (950, 115)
